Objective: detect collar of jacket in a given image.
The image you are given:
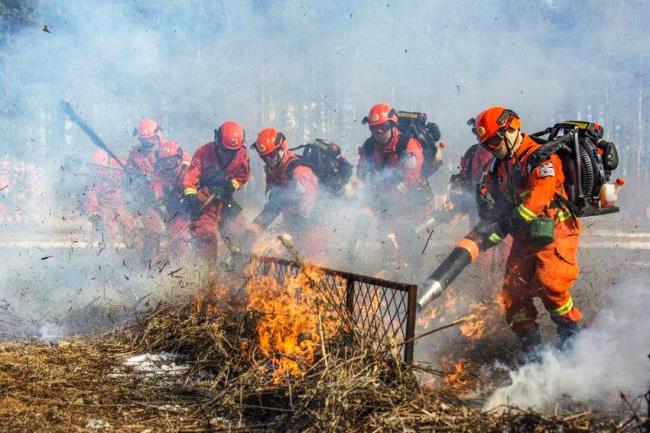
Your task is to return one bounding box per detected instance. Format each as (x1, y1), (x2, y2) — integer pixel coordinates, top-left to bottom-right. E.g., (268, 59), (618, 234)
(510, 134), (536, 161)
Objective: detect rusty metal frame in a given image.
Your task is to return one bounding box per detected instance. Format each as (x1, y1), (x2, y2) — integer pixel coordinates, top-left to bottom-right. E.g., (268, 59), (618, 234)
(249, 256), (417, 363)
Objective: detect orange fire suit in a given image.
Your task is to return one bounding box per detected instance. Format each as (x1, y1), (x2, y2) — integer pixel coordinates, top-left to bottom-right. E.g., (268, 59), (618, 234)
(358, 129), (424, 189)
(125, 141), (191, 255)
(358, 129), (429, 219)
(85, 165), (133, 242)
(182, 142), (250, 259)
(481, 134), (582, 336)
(252, 151), (321, 256)
(357, 129), (430, 253)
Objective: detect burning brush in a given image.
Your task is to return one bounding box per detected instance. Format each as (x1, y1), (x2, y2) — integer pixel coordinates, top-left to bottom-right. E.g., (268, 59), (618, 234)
(245, 266), (343, 382)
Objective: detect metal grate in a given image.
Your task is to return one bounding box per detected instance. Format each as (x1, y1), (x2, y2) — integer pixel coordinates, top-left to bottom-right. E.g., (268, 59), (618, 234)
(249, 256), (417, 363)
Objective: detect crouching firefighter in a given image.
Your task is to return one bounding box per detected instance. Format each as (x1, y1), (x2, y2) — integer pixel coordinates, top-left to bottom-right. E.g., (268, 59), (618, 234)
(125, 119), (191, 259)
(182, 121), (250, 262)
(473, 106), (583, 352)
(247, 128), (321, 256)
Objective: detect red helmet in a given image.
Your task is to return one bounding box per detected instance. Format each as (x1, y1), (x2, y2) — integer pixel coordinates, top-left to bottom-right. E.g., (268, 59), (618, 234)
(157, 140), (181, 159)
(252, 128), (287, 157)
(137, 118), (162, 140)
(362, 103), (398, 127)
(474, 106), (521, 149)
(216, 121), (245, 150)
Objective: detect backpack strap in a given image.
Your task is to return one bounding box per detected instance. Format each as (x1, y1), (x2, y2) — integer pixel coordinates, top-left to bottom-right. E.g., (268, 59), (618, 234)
(395, 129), (412, 161)
(526, 133), (573, 174)
(361, 137), (376, 168)
(203, 144), (238, 188)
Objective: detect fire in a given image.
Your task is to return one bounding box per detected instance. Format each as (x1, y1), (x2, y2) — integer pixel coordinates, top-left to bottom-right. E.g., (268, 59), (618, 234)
(442, 358), (471, 390)
(417, 305), (438, 328)
(442, 292), (458, 316)
(246, 264), (342, 382)
(193, 282), (232, 318)
(459, 304), (488, 341)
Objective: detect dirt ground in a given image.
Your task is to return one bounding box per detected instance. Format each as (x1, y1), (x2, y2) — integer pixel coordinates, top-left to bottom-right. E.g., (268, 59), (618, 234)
(0, 197), (648, 432)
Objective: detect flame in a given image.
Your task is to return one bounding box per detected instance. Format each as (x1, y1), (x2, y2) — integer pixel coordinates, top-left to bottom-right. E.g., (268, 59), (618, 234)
(442, 292), (458, 316)
(250, 233), (289, 257)
(193, 282), (232, 318)
(459, 304), (488, 341)
(417, 305), (438, 328)
(443, 358), (470, 390)
(246, 264), (342, 382)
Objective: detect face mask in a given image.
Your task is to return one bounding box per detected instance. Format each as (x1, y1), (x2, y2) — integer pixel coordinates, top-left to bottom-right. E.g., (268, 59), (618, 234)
(492, 129), (521, 160)
(262, 150), (283, 168)
(370, 123), (392, 146)
(139, 137), (159, 150)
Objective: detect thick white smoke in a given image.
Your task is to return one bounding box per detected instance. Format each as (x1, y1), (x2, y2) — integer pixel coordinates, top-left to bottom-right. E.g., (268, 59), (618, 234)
(484, 275), (650, 412)
(0, 0), (649, 388)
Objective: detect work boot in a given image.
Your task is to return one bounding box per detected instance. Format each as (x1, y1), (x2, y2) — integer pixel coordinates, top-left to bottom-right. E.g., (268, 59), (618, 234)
(556, 322), (580, 351)
(516, 328), (543, 365)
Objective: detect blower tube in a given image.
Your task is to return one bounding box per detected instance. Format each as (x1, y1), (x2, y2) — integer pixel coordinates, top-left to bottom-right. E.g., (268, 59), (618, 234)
(417, 237), (480, 312)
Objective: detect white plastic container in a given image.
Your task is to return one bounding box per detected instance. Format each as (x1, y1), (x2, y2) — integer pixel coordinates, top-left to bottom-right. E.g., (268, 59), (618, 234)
(599, 178), (625, 208)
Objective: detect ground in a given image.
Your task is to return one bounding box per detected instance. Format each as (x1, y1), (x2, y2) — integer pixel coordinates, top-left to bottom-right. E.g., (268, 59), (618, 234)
(0, 209), (648, 432)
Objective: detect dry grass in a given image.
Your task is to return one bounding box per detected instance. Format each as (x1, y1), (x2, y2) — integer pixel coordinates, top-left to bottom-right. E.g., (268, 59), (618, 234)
(1, 299), (641, 433)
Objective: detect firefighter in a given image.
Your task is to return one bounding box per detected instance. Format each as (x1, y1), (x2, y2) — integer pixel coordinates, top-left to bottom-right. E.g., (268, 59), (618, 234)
(182, 121), (250, 261)
(356, 103), (429, 260)
(153, 140), (192, 239)
(84, 149), (133, 243)
(358, 103), (425, 198)
(473, 106), (582, 352)
(125, 118), (190, 258)
(247, 128), (319, 253)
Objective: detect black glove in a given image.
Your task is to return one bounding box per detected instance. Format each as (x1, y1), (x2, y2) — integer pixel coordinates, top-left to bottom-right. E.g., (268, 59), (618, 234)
(212, 179), (237, 200)
(476, 190), (495, 218)
(473, 220), (505, 250)
(497, 209), (525, 236)
(183, 194), (201, 220)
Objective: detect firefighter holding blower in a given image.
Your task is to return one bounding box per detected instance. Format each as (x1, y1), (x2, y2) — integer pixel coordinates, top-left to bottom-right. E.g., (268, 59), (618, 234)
(419, 107), (585, 358)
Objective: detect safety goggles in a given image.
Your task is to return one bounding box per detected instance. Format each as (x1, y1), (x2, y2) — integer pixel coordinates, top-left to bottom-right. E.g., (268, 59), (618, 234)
(369, 123), (391, 134)
(260, 150), (282, 165)
(480, 130), (505, 151)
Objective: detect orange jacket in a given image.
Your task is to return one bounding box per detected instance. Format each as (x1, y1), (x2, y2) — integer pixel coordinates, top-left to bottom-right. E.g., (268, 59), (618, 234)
(482, 134), (578, 236)
(254, 151), (319, 230)
(182, 142), (250, 199)
(357, 129), (424, 188)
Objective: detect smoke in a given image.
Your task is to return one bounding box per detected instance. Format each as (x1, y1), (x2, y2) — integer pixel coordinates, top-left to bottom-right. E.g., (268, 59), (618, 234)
(0, 0), (649, 346)
(3, 1), (650, 160)
(484, 274), (650, 412)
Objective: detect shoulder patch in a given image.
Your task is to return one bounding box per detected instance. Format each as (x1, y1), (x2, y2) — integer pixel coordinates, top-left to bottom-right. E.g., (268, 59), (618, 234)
(538, 162), (555, 178)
